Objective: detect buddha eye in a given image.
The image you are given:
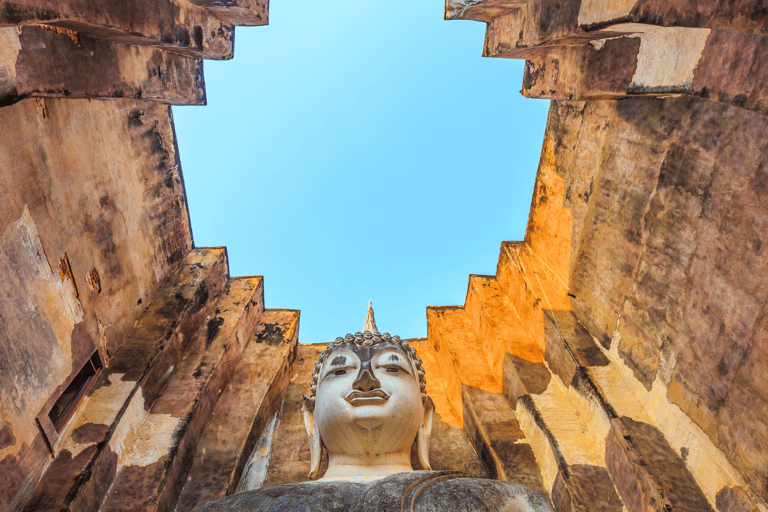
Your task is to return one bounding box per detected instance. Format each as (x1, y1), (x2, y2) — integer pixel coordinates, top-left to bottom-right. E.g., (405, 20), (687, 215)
(334, 369), (347, 376)
(384, 366), (400, 373)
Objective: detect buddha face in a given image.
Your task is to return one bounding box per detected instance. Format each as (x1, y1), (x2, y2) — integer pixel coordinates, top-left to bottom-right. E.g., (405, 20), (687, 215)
(314, 342), (425, 457)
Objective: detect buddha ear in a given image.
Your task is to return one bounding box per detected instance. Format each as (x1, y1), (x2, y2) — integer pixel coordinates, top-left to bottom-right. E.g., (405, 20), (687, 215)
(416, 396), (434, 470)
(302, 400), (324, 478)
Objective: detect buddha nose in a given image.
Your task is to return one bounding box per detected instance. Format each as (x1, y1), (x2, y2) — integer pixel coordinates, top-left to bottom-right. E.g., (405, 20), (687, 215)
(352, 366), (381, 392)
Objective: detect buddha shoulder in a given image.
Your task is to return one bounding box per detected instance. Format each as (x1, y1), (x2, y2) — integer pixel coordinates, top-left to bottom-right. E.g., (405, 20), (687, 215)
(195, 481), (366, 512)
(354, 471), (553, 512)
(196, 472), (554, 512)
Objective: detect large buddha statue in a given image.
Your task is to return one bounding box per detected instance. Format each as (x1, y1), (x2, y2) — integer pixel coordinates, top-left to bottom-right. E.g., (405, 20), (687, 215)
(198, 306), (554, 512)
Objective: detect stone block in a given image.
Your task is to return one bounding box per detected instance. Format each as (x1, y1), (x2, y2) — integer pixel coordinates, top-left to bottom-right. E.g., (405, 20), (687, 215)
(502, 353), (551, 401)
(261, 345), (326, 487)
(173, 309), (299, 511)
(522, 27), (768, 117)
(22, 248), (228, 512)
(99, 276), (264, 512)
(462, 385), (547, 495)
(466, 275), (543, 376)
(444, 0), (517, 22)
(189, 0), (268, 27)
(467, 0), (768, 64)
(3, 26), (206, 105)
(0, 0), (236, 60)
(605, 417), (714, 512)
(544, 310), (609, 388)
(552, 464), (624, 512)
(716, 486), (761, 512)
(421, 409), (490, 479)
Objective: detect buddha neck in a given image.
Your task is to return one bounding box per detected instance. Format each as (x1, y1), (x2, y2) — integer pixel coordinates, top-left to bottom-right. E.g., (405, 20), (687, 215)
(320, 451), (414, 481)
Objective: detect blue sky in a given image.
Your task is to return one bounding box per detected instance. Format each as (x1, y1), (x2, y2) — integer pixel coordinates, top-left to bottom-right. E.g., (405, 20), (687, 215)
(172, 1), (549, 343)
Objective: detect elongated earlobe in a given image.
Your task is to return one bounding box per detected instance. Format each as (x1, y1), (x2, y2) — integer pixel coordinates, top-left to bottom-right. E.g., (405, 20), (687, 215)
(302, 402), (324, 478)
(416, 396), (434, 470)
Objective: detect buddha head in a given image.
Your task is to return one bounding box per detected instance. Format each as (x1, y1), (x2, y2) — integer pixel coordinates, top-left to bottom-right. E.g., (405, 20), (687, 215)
(302, 331), (435, 480)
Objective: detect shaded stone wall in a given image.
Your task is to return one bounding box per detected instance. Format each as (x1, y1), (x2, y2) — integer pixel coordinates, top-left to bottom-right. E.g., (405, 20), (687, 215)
(0, 1), (289, 511)
(0, 98), (193, 511)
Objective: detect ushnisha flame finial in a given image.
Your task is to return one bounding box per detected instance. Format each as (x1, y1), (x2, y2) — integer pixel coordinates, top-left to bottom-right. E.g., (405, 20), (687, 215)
(363, 300), (378, 334)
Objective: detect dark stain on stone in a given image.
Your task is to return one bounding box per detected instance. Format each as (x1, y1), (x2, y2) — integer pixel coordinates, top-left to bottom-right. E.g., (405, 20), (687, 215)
(0, 453), (26, 510)
(0, 3), (57, 25)
(192, 363), (205, 379)
(599, 332), (612, 350)
(174, 291), (188, 306)
(716, 485), (760, 512)
(680, 446), (689, 462)
(733, 93), (748, 108)
(537, 0), (579, 37)
(100, 454), (171, 510)
(552, 465), (623, 512)
(80, 443), (118, 510)
(523, 60), (545, 91)
(60, 442), (118, 511)
(462, 402), (498, 479)
(206, 316), (225, 348)
(127, 108), (144, 127)
(658, 144), (712, 202)
(585, 36), (640, 94)
(571, 368), (618, 419)
(144, 127), (165, 160)
(520, 395), (568, 475)
(330, 355), (347, 367)
(23, 445), (97, 511)
(83, 202), (123, 279)
(613, 417), (714, 511)
(189, 283), (209, 314)
(508, 355), (551, 395)
(72, 423), (109, 444)
(193, 25), (204, 50)
(0, 423), (15, 449)
(85, 267), (101, 294)
(255, 323), (289, 346)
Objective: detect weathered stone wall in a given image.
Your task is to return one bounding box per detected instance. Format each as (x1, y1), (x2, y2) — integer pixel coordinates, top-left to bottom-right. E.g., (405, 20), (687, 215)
(404, 1), (768, 509)
(0, 97), (193, 511)
(0, 1), (280, 511)
(399, 92), (768, 511)
(0, 0), (266, 106)
(555, 96), (768, 508)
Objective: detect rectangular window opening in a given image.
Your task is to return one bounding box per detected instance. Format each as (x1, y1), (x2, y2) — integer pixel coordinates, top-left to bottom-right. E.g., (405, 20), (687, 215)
(48, 351), (102, 431)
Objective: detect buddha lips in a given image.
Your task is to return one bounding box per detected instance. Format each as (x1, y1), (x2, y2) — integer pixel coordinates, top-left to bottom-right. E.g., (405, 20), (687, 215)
(345, 389), (390, 406)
